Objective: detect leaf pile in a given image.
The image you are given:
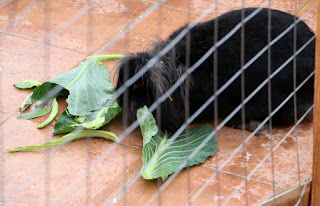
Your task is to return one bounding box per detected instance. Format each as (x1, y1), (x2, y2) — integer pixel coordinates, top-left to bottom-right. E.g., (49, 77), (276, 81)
(7, 55), (124, 152)
(7, 55), (218, 182)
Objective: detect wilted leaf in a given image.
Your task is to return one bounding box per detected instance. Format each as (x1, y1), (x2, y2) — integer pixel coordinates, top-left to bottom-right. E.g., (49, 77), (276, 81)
(19, 93), (33, 111)
(18, 104), (52, 119)
(14, 80), (41, 89)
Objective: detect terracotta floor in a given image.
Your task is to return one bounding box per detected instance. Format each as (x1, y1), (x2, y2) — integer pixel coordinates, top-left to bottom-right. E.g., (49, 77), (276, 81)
(0, 0), (317, 205)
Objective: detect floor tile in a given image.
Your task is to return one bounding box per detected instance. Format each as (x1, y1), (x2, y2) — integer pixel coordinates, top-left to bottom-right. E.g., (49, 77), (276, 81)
(143, 0), (317, 31)
(98, 6), (212, 56)
(108, 166), (281, 206)
(101, 114), (144, 150)
(1, 0), (317, 205)
(202, 122), (313, 189)
(250, 122), (313, 189)
(0, 0), (150, 53)
(0, 35), (86, 113)
(1, 116), (142, 205)
(0, 112), (13, 126)
(98, 6), (212, 93)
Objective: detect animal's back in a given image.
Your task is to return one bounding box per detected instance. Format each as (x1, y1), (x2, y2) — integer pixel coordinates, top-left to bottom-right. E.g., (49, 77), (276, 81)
(165, 8), (315, 127)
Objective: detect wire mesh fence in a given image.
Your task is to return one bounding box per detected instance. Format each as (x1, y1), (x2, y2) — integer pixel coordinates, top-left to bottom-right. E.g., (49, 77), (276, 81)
(0, 0), (318, 205)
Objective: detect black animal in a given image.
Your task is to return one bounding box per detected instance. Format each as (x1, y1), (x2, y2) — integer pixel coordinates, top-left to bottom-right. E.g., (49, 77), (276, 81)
(116, 8), (315, 133)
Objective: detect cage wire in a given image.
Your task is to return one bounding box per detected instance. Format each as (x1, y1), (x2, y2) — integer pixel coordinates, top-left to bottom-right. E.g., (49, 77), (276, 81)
(0, 0), (318, 205)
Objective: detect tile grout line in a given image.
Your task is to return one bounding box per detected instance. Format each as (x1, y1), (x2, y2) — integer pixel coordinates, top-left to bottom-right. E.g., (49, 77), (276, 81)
(199, 165), (287, 190)
(0, 112), (16, 127)
(0, 30), (89, 55)
(0, 111), (17, 115)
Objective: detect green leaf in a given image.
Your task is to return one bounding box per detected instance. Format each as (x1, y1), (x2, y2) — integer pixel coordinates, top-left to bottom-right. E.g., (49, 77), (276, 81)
(74, 116), (87, 123)
(83, 100), (121, 129)
(53, 100), (121, 134)
(137, 106), (158, 146)
(19, 93), (33, 111)
(37, 97), (59, 129)
(5, 129), (118, 152)
(18, 102), (52, 119)
(137, 107), (218, 181)
(142, 125), (218, 181)
(49, 58), (114, 116)
(31, 82), (66, 102)
(53, 110), (79, 134)
(14, 80), (41, 89)
(19, 57), (114, 118)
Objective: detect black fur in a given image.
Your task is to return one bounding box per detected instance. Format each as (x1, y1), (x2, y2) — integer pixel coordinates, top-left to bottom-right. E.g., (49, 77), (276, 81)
(116, 8), (315, 133)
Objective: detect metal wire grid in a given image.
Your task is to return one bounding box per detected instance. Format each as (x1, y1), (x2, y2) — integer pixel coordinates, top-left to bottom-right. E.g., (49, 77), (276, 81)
(0, 0), (316, 205)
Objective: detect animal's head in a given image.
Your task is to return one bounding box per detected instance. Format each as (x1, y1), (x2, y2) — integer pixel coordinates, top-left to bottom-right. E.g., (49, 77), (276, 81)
(115, 48), (187, 132)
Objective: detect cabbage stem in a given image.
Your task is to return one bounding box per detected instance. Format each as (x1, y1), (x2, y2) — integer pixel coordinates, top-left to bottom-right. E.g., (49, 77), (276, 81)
(87, 54), (125, 62)
(5, 130), (118, 152)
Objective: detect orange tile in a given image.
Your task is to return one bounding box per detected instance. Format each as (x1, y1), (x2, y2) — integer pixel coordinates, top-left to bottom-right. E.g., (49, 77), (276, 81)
(99, 7), (212, 93)
(0, 0), (150, 53)
(108, 166), (281, 206)
(1, 116), (142, 205)
(250, 122), (313, 189)
(0, 112), (13, 125)
(144, 0), (317, 31)
(1, 0), (317, 205)
(101, 114), (144, 149)
(202, 122), (313, 189)
(99, 6), (212, 56)
(0, 35), (86, 113)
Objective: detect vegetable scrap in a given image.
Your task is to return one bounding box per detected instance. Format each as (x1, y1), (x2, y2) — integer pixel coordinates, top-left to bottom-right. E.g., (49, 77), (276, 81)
(137, 106), (218, 181)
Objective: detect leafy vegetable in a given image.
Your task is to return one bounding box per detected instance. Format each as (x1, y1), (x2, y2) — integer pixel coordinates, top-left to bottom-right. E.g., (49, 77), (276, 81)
(19, 93), (33, 111)
(14, 80), (41, 89)
(18, 101), (52, 119)
(48, 58), (114, 116)
(137, 106), (158, 146)
(82, 101), (121, 128)
(53, 110), (79, 134)
(37, 97), (59, 129)
(74, 116), (87, 123)
(28, 55), (120, 117)
(31, 83), (67, 102)
(53, 100), (121, 134)
(5, 129), (118, 152)
(137, 107), (218, 181)
(7, 54), (124, 153)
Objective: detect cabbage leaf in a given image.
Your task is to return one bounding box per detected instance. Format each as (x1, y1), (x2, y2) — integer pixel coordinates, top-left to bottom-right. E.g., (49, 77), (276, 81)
(30, 58), (114, 116)
(53, 101), (121, 134)
(137, 106), (218, 181)
(14, 79), (41, 89)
